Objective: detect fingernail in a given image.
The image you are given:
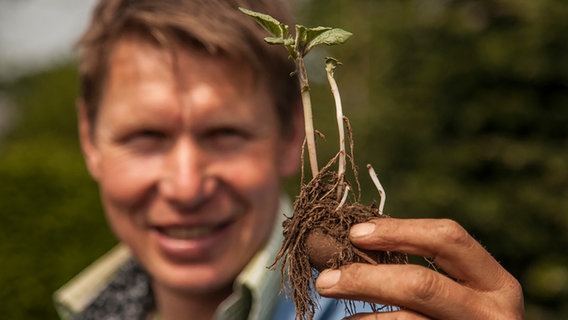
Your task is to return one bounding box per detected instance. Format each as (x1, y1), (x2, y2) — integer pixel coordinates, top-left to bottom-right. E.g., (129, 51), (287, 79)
(317, 269), (341, 289)
(350, 222), (375, 238)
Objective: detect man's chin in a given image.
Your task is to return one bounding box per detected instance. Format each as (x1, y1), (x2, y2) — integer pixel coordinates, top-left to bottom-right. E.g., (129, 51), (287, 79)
(152, 264), (238, 295)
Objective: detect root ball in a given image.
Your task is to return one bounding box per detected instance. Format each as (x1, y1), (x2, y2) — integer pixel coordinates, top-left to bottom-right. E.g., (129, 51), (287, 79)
(272, 155), (408, 320)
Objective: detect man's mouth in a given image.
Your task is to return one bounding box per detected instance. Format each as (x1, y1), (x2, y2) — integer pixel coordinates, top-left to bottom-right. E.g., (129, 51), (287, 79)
(156, 223), (230, 240)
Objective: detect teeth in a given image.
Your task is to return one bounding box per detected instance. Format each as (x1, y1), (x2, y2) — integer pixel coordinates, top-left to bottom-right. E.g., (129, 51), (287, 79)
(161, 226), (216, 239)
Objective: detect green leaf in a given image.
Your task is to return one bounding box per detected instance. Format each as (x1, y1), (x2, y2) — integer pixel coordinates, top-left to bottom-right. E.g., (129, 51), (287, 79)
(305, 28), (353, 54)
(239, 7), (285, 38)
(295, 25), (332, 49)
(265, 37), (286, 45)
(306, 26), (333, 44)
(295, 25), (308, 45)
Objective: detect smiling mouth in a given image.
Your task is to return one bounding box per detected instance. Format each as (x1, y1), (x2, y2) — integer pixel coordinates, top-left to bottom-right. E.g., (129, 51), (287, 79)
(156, 222), (231, 240)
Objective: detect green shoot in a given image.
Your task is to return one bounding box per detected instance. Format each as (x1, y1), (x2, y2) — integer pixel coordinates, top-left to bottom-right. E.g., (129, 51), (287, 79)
(239, 7), (352, 180)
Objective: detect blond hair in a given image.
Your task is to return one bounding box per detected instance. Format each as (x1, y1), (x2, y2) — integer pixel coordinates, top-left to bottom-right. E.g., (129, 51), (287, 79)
(78, 0), (299, 131)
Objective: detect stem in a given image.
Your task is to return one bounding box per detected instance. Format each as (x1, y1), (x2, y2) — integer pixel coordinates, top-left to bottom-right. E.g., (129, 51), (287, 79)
(326, 58), (346, 198)
(297, 56), (319, 179)
(367, 164), (386, 215)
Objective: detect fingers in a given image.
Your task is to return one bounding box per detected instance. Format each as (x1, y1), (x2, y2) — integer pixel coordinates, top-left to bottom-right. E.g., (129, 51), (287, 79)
(349, 218), (511, 291)
(316, 263), (485, 320)
(345, 310), (431, 320)
(315, 218), (524, 319)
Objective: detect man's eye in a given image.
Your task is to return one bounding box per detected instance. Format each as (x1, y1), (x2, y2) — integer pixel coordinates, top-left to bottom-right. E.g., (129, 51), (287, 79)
(204, 128), (249, 150)
(124, 130), (169, 152)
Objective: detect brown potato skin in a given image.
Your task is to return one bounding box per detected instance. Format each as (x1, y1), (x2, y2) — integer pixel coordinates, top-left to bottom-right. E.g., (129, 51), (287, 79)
(306, 229), (343, 271)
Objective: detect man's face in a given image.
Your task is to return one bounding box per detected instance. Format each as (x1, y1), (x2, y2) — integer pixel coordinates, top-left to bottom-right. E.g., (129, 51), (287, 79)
(79, 37), (301, 295)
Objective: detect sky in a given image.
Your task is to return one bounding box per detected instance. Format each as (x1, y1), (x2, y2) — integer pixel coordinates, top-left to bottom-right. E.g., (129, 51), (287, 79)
(0, 0), (97, 80)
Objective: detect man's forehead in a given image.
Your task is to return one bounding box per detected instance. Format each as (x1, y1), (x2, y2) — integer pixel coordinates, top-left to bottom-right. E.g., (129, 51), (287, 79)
(101, 39), (269, 116)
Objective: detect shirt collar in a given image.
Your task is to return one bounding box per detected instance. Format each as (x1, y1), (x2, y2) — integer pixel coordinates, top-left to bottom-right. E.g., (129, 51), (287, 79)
(214, 195), (291, 320)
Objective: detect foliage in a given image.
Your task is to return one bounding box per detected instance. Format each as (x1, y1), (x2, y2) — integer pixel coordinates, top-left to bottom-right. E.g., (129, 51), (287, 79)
(240, 7), (352, 59)
(0, 64), (116, 318)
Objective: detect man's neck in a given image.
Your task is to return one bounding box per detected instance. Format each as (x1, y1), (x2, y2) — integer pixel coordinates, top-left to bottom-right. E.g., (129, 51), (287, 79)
(152, 280), (232, 320)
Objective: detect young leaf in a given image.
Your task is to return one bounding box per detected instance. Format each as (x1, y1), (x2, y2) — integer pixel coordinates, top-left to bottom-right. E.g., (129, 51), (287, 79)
(305, 28), (353, 54)
(295, 25), (332, 44)
(265, 37), (287, 45)
(239, 7), (285, 38)
(325, 57), (342, 74)
(305, 26), (333, 44)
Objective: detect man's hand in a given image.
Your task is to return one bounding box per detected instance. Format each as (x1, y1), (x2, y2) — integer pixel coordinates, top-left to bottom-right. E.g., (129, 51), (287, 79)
(315, 218), (525, 319)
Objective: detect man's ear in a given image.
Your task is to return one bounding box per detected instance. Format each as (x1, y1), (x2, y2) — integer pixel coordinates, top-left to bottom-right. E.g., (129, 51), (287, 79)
(77, 99), (101, 181)
(279, 101), (305, 177)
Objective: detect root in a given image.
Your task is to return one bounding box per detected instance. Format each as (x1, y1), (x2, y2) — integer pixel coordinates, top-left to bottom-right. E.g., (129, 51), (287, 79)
(271, 153), (407, 320)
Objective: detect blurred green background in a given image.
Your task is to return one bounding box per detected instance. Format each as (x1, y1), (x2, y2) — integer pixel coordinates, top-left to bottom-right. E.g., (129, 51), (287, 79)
(0, 0), (567, 318)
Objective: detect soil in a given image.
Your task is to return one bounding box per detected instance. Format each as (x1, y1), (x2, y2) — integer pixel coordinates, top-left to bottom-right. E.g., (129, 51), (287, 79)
(271, 130), (408, 320)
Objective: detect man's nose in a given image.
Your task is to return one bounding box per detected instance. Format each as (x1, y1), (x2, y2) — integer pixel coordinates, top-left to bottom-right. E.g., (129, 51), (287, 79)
(159, 138), (214, 209)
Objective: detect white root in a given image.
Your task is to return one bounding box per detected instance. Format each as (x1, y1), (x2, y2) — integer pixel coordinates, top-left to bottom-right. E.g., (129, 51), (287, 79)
(336, 185), (351, 211)
(367, 164), (386, 215)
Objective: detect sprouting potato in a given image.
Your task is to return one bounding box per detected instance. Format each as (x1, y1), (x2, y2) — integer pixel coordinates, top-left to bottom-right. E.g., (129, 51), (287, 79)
(241, 8), (408, 320)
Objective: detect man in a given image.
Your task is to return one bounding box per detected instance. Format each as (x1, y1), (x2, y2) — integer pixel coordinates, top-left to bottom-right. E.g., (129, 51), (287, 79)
(54, 0), (524, 319)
